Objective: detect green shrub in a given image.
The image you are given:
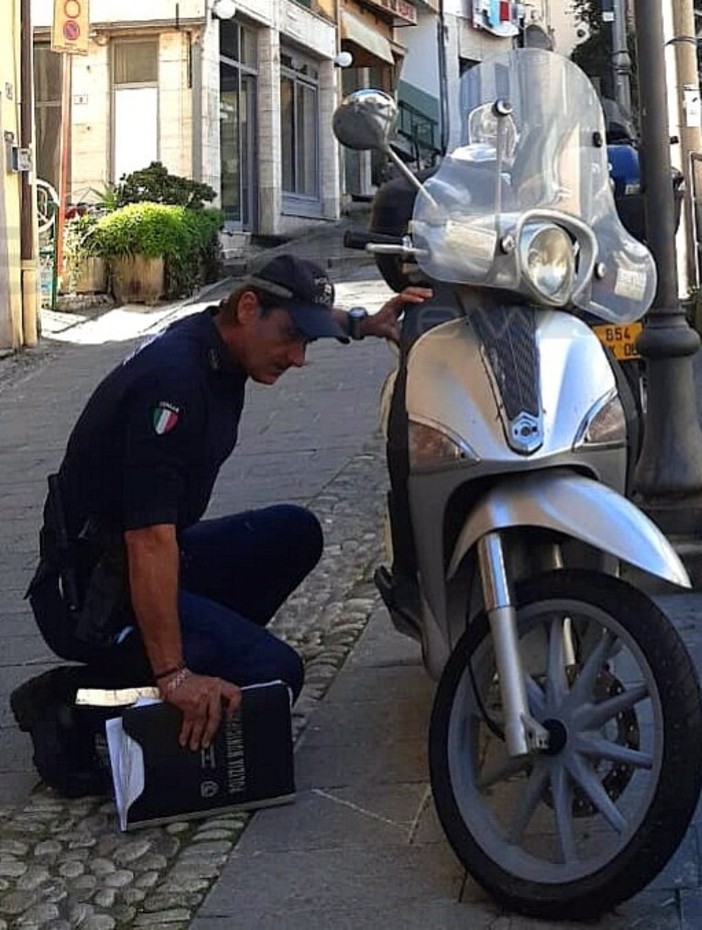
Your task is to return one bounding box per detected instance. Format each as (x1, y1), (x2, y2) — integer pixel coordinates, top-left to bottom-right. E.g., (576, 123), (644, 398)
(88, 182), (121, 212)
(115, 162), (217, 211)
(93, 203), (223, 298)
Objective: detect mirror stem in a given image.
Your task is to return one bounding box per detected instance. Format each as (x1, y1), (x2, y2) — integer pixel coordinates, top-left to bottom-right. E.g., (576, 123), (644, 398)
(385, 147), (439, 210)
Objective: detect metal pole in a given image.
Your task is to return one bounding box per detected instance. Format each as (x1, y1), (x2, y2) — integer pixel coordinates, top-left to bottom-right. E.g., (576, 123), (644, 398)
(612, 0), (632, 116)
(632, 0), (702, 537)
(55, 52), (71, 281)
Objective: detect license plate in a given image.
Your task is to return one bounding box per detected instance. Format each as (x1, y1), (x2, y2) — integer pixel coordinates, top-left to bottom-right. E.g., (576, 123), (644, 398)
(593, 322), (643, 360)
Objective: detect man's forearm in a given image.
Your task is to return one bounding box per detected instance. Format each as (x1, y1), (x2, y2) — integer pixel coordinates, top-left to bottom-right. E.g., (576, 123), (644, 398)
(124, 524), (183, 677)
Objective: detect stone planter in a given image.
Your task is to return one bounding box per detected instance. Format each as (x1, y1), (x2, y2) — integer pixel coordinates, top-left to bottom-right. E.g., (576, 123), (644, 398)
(73, 256), (107, 294)
(111, 255), (165, 305)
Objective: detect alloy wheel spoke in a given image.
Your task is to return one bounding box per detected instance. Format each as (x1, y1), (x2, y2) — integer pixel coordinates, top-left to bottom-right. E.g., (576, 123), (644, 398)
(477, 752), (531, 791)
(551, 764), (578, 863)
(575, 734), (653, 770)
(579, 683), (649, 730)
(545, 616), (570, 708)
(566, 753), (627, 834)
(507, 760), (550, 844)
(526, 673), (546, 715)
(568, 630), (617, 706)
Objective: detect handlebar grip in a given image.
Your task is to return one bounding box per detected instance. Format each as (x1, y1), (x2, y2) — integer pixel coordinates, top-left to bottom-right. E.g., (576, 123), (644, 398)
(343, 229), (405, 250)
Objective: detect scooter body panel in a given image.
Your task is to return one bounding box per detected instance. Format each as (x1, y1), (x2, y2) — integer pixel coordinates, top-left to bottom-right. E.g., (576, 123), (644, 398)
(449, 470), (689, 586)
(405, 311), (617, 462)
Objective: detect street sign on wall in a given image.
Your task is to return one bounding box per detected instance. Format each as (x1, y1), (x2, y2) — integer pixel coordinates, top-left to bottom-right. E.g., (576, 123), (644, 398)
(51, 0), (90, 55)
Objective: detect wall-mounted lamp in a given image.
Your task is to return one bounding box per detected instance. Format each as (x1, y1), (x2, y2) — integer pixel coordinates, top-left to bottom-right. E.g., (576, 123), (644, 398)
(211, 0), (236, 19)
(334, 51), (353, 68)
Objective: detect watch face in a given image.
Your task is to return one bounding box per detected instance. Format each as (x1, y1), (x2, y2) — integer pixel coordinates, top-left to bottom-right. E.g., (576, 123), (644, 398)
(348, 307), (367, 339)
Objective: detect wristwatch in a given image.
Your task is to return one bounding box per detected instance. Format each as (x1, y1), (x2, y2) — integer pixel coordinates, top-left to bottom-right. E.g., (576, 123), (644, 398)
(347, 306), (369, 341)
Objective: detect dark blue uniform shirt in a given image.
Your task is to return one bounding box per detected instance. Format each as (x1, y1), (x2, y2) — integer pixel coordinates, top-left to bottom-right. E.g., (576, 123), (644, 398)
(58, 308), (247, 540)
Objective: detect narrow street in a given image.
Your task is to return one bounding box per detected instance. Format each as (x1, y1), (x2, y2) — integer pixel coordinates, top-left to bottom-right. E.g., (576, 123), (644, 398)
(1, 253), (702, 928)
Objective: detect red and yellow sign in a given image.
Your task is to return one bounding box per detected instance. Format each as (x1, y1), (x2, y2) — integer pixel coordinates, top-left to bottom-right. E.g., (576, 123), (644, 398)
(51, 0), (90, 55)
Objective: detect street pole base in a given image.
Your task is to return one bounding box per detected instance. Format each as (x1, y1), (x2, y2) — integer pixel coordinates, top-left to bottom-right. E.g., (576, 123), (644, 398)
(634, 496), (702, 590)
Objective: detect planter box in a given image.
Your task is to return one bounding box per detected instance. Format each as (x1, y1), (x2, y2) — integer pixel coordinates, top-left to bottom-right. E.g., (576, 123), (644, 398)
(111, 255), (165, 305)
(74, 257), (107, 294)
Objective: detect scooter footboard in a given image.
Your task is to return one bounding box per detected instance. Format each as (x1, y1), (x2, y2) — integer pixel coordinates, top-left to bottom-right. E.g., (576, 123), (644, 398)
(447, 469), (690, 588)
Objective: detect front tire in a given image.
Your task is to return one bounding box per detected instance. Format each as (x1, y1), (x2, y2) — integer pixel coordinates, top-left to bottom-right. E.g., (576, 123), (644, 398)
(429, 570), (702, 919)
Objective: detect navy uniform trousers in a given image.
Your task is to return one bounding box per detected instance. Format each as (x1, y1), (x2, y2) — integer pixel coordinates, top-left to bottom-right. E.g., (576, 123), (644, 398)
(33, 505), (322, 701)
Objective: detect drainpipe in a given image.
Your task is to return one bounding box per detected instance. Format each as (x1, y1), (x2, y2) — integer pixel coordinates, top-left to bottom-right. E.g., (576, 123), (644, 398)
(20, 0), (38, 346)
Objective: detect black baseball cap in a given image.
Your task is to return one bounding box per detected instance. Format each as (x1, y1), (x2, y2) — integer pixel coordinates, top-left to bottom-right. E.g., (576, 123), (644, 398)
(244, 254), (348, 342)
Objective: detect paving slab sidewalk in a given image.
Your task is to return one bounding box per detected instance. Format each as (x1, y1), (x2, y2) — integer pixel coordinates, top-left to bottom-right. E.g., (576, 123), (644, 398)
(187, 590), (702, 930)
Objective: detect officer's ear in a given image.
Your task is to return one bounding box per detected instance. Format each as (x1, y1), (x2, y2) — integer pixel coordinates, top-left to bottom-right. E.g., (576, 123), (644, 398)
(234, 290), (261, 327)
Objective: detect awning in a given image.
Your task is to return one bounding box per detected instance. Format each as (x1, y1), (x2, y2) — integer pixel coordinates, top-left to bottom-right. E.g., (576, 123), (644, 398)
(340, 10), (395, 65)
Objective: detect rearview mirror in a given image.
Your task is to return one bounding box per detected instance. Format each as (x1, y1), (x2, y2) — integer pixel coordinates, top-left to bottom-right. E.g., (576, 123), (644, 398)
(332, 89), (397, 152)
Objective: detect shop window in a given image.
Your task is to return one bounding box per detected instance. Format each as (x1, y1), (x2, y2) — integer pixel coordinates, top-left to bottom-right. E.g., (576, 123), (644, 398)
(219, 21), (258, 231)
(220, 20), (257, 67)
(280, 51), (319, 202)
(113, 40), (158, 84)
(111, 39), (159, 182)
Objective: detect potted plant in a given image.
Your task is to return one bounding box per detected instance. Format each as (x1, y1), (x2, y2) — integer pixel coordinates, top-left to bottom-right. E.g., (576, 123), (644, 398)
(93, 203), (176, 304)
(93, 202), (223, 304)
(63, 212), (107, 295)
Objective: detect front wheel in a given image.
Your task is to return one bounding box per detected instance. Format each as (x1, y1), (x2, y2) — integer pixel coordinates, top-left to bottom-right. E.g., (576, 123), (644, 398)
(429, 570), (702, 919)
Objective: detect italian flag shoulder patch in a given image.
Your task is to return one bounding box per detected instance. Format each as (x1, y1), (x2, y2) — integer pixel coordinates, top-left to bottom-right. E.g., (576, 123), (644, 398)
(152, 402), (180, 435)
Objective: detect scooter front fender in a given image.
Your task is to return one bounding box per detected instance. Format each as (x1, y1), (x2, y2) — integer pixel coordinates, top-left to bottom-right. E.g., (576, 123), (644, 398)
(447, 469), (690, 588)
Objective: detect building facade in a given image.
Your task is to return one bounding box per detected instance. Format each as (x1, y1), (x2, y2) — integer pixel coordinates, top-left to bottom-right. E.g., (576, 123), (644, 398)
(31, 0), (346, 243)
(398, 0), (556, 159)
(25, 0), (587, 284)
(0, 8), (23, 349)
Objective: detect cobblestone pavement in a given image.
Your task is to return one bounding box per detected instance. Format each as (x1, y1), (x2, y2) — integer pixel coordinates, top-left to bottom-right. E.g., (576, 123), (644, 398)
(0, 253), (398, 929)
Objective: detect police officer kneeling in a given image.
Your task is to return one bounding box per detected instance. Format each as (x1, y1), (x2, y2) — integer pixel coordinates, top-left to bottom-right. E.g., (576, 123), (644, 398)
(12, 254), (431, 797)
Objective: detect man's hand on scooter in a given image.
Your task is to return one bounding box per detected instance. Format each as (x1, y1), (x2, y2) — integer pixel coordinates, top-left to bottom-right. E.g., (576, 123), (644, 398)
(362, 287), (433, 344)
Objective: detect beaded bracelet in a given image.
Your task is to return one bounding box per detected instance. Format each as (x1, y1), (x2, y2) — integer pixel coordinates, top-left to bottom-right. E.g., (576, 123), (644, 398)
(160, 667), (191, 694)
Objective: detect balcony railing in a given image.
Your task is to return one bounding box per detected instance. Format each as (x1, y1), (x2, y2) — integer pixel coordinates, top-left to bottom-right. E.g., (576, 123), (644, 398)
(396, 100), (441, 167)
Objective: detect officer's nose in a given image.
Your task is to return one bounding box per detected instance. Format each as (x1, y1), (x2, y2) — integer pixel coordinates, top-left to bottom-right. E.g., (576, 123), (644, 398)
(289, 341), (307, 368)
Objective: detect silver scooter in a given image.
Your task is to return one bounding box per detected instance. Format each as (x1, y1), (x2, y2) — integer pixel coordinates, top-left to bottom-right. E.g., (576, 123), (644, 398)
(333, 49), (702, 919)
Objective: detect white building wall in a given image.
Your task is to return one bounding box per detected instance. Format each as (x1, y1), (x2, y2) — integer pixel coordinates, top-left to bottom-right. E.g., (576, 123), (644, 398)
(159, 32), (193, 179)
(400, 11), (440, 100)
(257, 25), (283, 234)
(200, 17), (221, 195)
(318, 58), (341, 222)
(549, 2), (581, 56)
(69, 46), (110, 197)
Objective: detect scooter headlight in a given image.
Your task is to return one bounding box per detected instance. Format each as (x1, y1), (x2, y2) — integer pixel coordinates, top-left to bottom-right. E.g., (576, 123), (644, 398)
(574, 390), (627, 448)
(519, 223), (575, 306)
(409, 420), (479, 470)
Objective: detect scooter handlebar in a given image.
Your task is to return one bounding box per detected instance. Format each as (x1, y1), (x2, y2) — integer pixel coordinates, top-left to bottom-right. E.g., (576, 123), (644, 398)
(343, 229), (406, 250)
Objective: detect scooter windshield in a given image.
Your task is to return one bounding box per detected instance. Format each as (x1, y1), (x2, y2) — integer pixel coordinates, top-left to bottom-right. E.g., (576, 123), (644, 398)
(411, 49), (656, 323)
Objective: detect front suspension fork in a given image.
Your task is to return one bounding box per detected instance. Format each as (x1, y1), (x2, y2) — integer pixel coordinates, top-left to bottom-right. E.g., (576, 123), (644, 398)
(477, 532), (549, 757)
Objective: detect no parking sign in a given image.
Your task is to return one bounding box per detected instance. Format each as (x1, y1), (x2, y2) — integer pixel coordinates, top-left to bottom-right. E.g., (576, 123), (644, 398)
(51, 0), (90, 55)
